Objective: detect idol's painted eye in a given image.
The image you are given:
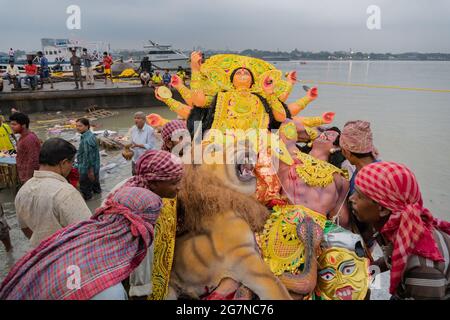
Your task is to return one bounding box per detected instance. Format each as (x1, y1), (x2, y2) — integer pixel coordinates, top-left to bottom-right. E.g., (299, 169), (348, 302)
(342, 265), (356, 275)
(339, 261), (356, 275)
(319, 269), (336, 281)
(320, 272), (335, 281)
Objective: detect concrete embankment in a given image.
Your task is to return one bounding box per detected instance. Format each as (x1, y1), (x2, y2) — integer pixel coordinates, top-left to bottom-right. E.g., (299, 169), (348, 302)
(0, 86), (181, 115)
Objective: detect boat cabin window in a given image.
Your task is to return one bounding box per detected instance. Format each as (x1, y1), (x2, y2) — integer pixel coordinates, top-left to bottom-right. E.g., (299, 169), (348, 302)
(148, 50), (176, 55)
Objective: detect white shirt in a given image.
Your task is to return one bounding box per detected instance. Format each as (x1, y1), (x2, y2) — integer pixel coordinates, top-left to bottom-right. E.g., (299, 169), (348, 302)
(91, 283), (128, 300)
(6, 65), (20, 77)
(140, 72), (151, 81)
(15, 170), (92, 248)
(129, 124), (155, 163)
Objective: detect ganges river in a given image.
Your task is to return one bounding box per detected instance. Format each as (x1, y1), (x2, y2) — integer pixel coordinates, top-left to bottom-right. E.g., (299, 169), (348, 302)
(1, 60), (450, 299)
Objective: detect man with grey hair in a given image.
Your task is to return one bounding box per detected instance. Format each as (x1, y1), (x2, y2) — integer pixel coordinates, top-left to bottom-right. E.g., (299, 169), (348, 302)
(129, 112), (156, 175)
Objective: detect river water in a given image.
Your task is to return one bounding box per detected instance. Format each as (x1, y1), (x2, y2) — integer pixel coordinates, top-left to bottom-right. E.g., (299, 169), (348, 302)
(1, 60), (449, 298)
(283, 60), (450, 221)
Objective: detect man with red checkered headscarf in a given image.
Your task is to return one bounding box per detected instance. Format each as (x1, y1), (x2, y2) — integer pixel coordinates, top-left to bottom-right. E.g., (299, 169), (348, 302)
(350, 161), (450, 300)
(107, 149), (184, 298)
(123, 149), (184, 196)
(0, 186), (162, 300)
(161, 119), (189, 154)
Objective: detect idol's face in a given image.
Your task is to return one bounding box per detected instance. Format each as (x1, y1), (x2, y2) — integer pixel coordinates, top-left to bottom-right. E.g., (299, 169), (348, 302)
(316, 247), (370, 300)
(232, 68), (253, 89)
(312, 130), (339, 150)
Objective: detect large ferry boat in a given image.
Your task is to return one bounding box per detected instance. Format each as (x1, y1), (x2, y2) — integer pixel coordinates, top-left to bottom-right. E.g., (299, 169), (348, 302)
(40, 38), (108, 71)
(0, 38), (108, 73)
(1, 39), (189, 76)
(143, 40), (189, 71)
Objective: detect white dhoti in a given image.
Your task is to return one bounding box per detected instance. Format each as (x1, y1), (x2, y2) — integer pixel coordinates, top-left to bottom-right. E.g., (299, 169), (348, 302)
(129, 244), (154, 297)
(86, 66), (95, 84)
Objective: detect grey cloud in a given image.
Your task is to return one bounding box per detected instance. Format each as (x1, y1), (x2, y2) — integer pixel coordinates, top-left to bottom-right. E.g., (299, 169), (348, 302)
(1, 0), (449, 52)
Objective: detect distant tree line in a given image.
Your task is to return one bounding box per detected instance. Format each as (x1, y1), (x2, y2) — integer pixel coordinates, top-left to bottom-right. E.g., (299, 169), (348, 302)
(94, 49), (450, 62)
(3, 48), (449, 61)
(237, 49), (450, 61)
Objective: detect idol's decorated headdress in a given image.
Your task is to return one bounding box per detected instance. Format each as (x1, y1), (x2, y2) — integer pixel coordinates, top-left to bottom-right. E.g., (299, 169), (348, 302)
(193, 54), (292, 97)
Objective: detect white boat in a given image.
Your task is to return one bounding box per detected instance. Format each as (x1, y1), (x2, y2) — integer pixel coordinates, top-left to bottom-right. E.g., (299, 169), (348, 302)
(40, 38), (108, 72)
(41, 38), (107, 62)
(1, 38), (109, 74)
(143, 40), (189, 71)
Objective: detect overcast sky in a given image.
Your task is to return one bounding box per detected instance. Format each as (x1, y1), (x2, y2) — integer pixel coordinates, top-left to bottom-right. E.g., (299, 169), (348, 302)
(1, 0), (449, 53)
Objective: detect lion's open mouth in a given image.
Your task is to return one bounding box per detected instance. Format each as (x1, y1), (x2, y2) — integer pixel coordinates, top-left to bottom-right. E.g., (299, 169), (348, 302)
(236, 163), (256, 182)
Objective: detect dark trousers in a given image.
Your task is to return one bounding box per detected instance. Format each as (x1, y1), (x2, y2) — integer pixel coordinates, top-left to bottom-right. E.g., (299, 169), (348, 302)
(73, 70), (83, 88)
(6, 75), (21, 88)
(79, 172), (101, 200)
(140, 78), (150, 86)
(26, 75), (37, 89)
(131, 161), (136, 176)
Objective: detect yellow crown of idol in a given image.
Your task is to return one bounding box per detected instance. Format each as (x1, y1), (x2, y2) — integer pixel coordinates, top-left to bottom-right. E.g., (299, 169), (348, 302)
(196, 54), (291, 97)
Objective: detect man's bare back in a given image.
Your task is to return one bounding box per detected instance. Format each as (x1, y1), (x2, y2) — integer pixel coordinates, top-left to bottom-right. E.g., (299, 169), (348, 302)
(278, 162), (349, 225)
(275, 132), (350, 227)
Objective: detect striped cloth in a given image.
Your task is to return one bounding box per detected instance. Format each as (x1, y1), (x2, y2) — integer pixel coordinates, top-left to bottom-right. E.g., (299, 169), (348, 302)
(398, 229), (450, 299)
(125, 150), (184, 189)
(355, 161), (450, 295)
(161, 120), (188, 152)
(0, 187), (162, 300)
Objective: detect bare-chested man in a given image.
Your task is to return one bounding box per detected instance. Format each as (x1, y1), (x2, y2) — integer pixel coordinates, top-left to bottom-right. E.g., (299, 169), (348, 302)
(276, 119), (350, 228)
